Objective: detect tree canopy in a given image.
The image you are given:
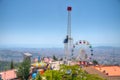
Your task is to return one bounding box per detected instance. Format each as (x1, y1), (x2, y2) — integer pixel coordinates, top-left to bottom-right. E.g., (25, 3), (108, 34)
(17, 59), (31, 80)
(35, 64), (105, 80)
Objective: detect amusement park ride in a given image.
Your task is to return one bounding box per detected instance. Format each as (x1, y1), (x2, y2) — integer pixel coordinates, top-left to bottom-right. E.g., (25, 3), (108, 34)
(28, 6), (94, 80)
(64, 6), (73, 62)
(64, 6), (93, 65)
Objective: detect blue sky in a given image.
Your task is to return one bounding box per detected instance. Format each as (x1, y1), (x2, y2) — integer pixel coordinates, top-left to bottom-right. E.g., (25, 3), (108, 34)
(0, 0), (120, 48)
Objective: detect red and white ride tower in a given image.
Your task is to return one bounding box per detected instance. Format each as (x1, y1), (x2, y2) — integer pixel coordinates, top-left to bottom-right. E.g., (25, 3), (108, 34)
(64, 6), (73, 62)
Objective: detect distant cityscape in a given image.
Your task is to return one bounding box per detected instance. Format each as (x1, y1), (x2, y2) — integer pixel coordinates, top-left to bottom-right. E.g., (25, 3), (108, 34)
(0, 46), (120, 65)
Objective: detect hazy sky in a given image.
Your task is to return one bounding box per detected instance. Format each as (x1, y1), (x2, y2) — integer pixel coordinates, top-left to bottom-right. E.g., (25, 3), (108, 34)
(0, 0), (120, 48)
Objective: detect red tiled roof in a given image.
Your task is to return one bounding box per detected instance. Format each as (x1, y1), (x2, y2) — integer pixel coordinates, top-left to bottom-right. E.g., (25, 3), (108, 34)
(0, 69), (17, 80)
(94, 66), (120, 76)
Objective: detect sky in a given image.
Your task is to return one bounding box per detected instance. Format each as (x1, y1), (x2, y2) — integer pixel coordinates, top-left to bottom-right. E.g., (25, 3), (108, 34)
(0, 0), (120, 48)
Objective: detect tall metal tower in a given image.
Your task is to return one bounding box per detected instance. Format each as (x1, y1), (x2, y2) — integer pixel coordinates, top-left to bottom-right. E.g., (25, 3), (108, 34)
(64, 6), (73, 62)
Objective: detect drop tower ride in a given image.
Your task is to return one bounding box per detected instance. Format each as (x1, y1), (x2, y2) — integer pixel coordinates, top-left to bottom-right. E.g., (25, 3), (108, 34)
(64, 6), (73, 62)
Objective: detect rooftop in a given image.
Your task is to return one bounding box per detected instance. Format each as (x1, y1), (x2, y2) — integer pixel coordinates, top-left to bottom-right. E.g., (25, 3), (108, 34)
(0, 69), (17, 80)
(94, 66), (120, 76)
(24, 53), (32, 56)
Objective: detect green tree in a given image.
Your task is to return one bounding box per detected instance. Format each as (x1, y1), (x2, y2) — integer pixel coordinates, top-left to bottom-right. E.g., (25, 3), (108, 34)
(59, 64), (105, 80)
(17, 59), (31, 80)
(60, 65), (87, 80)
(43, 70), (62, 80)
(60, 58), (63, 61)
(53, 55), (58, 61)
(10, 60), (14, 69)
(86, 74), (105, 80)
(41, 64), (105, 80)
(35, 73), (42, 80)
(93, 60), (99, 65)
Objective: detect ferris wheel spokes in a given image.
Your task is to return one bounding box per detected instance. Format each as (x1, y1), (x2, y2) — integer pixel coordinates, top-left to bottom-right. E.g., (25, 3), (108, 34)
(71, 40), (94, 63)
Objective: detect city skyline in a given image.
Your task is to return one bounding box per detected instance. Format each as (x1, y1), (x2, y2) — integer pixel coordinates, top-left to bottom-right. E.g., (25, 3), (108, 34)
(0, 0), (120, 48)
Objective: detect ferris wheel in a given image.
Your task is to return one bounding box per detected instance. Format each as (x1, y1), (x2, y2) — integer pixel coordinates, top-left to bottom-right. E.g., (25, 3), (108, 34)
(71, 40), (93, 62)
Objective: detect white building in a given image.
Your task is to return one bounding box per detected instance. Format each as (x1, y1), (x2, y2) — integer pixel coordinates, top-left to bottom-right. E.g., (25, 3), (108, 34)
(23, 53), (32, 61)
